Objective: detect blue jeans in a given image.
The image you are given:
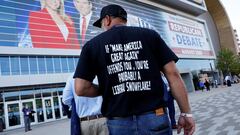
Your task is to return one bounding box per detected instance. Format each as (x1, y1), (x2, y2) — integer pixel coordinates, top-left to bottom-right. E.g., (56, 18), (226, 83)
(107, 113), (172, 135)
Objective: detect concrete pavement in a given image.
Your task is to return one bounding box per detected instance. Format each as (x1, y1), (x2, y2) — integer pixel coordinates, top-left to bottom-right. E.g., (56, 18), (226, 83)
(1, 84), (240, 135)
(0, 119), (70, 135)
(173, 84), (240, 135)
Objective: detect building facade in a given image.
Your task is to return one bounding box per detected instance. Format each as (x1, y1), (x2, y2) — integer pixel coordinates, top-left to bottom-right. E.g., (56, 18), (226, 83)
(233, 29), (240, 54)
(0, 0), (228, 131)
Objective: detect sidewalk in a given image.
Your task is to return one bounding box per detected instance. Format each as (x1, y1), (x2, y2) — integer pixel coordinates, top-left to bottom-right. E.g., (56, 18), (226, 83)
(0, 119), (70, 135)
(174, 83), (240, 135)
(1, 84), (240, 135)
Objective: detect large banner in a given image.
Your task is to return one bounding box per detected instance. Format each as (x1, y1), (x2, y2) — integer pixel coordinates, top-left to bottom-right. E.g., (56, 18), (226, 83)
(162, 13), (214, 58)
(0, 0), (214, 58)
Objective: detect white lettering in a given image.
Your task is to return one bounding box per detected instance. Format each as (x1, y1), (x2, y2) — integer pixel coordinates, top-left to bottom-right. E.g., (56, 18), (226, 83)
(110, 52), (123, 63)
(112, 83), (125, 95)
(110, 44), (123, 52)
(124, 51), (139, 60)
(107, 62), (123, 75)
(123, 62), (132, 70)
(118, 71), (137, 83)
(126, 81), (151, 91)
(135, 60), (149, 70)
(124, 41), (143, 51)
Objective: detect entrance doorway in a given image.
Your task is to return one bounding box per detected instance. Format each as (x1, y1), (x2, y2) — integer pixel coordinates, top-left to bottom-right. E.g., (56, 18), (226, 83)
(4, 101), (21, 129)
(21, 99), (37, 125)
(42, 98), (54, 121)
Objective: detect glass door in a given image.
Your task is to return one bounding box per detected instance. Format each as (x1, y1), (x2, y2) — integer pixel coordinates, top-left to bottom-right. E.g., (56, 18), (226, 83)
(42, 97), (54, 121)
(5, 101), (21, 129)
(21, 99), (37, 125)
(35, 98), (44, 123)
(53, 97), (61, 119)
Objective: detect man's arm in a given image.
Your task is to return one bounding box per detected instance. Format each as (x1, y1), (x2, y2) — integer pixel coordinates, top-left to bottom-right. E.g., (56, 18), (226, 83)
(74, 78), (99, 97)
(163, 61), (195, 135)
(162, 61), (191, 113)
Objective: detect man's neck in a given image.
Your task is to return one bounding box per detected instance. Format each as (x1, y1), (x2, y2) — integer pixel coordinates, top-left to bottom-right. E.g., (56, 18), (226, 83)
(109, 22), (126, 29)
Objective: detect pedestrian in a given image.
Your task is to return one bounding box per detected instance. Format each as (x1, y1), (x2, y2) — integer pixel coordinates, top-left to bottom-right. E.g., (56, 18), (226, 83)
(161, 73), (178, 129)
(22, 104), (32, 132)
(214, 80), (218, 88)
(74, 4), (195, 135)
(225, 75), (232, 87)
(204, 79), (210, 91)
(62, 73), (108, 135)
(199, 81), (205, 92)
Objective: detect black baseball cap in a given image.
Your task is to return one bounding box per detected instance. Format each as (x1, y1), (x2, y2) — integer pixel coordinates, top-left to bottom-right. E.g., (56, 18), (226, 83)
(93, 4), (127, 28)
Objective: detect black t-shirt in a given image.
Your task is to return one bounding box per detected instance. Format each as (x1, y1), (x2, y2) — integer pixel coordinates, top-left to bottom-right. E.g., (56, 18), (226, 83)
(74, 25), (178, 117)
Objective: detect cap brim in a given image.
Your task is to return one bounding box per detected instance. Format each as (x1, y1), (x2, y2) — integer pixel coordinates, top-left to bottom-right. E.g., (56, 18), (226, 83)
(93, 18), (102, 28)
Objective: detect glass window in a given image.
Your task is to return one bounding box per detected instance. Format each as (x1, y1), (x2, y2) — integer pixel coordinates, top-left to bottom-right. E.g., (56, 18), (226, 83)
(42, 88), (52, 97)
(52, 88), (58, 96)
(61, 57), (68, 72)
(57, 88), (63, 96)
(0, 56), (10, 75)
(74, 57), (79, 68)
(29, 56), (38, 74)
(53, 57), (61, 73)
(67, 57), (75, 72)
(0, 91), (3, 102)
(34, 89), (42, 98)
(20, 56), (29, 75)
(20, 90), (34, 100)
(38, 56), (46, 74)
(10, 56), (20, 75)
(4, 91), (20, 102)
(46, 56), (54, 74)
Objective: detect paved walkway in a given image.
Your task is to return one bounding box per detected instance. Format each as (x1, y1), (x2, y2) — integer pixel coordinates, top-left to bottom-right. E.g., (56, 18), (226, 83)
(173, 84), (240, 135)
(0, 119), (70, 135)
(1, 84), (240, 135)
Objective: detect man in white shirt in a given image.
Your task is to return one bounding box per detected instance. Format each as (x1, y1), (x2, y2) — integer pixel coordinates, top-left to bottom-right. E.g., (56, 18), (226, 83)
(62, 73), (108, 135)
(73, 0), (98, 47)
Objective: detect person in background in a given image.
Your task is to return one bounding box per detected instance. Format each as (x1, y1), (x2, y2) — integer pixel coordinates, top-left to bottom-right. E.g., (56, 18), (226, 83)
(225, 75), (232, 87)
(204, 79), (210, 91)
(22, 104), (32, 132)
(73, 0), (99, 47)
(62, 73), (108, 135)
(199, 80), (205, 92)
(214, 79), (218, 88)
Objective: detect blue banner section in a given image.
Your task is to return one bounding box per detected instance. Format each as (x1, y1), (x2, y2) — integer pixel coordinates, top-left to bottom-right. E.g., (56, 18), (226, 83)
(0, 0), (213, 58)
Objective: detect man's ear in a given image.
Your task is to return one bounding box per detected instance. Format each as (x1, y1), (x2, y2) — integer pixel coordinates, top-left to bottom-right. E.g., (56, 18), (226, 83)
(105, 15), (111, 26)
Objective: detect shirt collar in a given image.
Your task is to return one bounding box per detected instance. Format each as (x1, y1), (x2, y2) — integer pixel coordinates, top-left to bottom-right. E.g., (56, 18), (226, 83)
(80, 11), (92, 20)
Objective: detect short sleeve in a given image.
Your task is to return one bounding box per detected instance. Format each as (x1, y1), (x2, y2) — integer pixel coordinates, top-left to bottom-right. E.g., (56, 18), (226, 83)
(152, 31), (179, 69)
(73, 43), (96, 82)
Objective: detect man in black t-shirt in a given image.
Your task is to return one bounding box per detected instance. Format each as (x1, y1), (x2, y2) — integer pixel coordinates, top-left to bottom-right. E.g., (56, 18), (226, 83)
(74, 4), (195, 135)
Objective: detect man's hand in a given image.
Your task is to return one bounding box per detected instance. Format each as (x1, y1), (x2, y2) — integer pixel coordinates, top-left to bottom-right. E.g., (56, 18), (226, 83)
(177, 116), (195, 135)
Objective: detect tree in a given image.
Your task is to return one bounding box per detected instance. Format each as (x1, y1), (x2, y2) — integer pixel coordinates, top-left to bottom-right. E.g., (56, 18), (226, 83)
(216, 48), (240, 76)
(231, 55), (240, 75)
